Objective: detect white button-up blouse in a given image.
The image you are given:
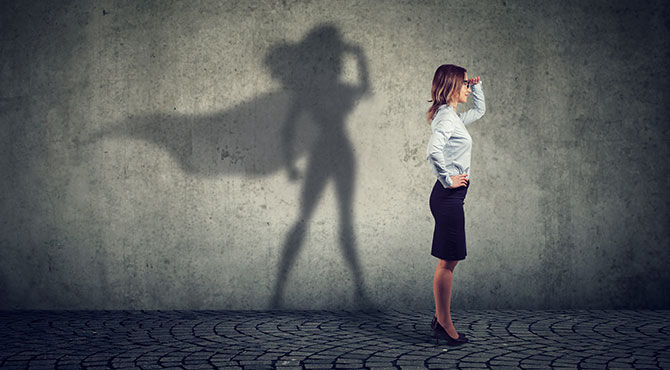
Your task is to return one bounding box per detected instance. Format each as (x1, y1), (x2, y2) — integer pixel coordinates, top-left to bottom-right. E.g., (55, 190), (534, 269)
(426, 82), (486, 188)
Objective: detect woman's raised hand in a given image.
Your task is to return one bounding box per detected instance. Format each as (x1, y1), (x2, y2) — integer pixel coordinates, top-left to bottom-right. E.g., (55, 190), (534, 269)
(468, 76), (481, 86)
(449, 174), (469, 188)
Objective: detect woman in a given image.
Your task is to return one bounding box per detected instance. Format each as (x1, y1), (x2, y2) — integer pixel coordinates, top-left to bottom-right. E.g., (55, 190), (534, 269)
(425, 64), (485, 345)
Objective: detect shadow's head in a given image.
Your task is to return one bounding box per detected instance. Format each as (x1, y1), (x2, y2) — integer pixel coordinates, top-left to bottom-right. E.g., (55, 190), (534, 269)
(264, 23), (344, 91)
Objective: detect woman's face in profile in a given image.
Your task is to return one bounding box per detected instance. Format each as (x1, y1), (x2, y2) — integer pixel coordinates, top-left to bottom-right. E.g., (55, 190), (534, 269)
(457, 72), (472, 104)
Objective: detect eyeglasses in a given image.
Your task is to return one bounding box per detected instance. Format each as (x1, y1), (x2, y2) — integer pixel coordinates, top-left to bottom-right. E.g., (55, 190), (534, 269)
(463, 80), (472, 89)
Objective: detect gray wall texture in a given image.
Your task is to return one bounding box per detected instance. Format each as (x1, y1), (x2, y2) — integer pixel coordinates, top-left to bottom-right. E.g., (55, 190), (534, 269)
(1, 0), (669, 310)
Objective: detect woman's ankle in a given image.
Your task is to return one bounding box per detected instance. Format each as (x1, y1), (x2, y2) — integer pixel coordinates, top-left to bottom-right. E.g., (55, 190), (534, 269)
(435, 315), (453, 327)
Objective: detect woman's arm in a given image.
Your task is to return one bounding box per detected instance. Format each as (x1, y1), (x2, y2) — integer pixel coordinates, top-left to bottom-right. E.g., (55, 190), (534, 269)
(426, 121), (455, 188)
(459, 82), (485, 126)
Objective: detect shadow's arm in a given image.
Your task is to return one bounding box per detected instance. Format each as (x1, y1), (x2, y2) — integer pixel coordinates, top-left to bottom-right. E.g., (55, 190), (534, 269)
(346, 44), (370, 96)
(282, 100), (302, 180)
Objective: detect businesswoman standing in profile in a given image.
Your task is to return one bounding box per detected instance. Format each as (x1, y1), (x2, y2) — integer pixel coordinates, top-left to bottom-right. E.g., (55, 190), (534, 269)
(426, 64), (485, 346)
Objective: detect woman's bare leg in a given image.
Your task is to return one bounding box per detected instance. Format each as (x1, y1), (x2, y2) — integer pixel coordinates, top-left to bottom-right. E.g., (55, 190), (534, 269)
(433, 259), (459, 339)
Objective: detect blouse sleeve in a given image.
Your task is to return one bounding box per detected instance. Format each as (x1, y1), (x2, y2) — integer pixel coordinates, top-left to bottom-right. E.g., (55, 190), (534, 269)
(458, 82), (485, 126)
(426, 120), (455, 188)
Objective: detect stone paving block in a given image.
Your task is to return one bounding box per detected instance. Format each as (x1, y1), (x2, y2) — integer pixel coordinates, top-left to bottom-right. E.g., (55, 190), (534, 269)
(1, 360), (29, 367)
(232, 355), (258, 361)
(520, 359), (553, 365)
(335, 357), (363, 362)
(255, 354), (282, 360)
(309, 354), (337, 359)
(578, 363), (608, 369)
(366, 355), (396, 361)
(335, 364), (366, 369)
(426, 361), (459, 369)
(613, 357), (636, 363)
(137, 363), (164, 369)
(182, 364), (215, 369)
(82, 359), (110, 365)
(462, 353), (498, 361)
(364, 360), (396, 366)
(527, 354), (556, 361)
(279, 356), (305, 362)
(607, 363), (635, 369)
(499, 352), (528, 359)
(112, 359), (139, 366)
(304, 359), (335, 364)
(632, 365), (661, 370)
(337, 353), (370, 360)
(489, 359), (521, 365)
(237, 360), (274, 366)
(460, 361), (489, 367)
(303, 363), (334, 369)
(160, 362), (184, 367)
(6, 355), (35, 361)
(634, 358), (659, 364)
(393, 356), (423, 364)
(552, 361), (581, 368)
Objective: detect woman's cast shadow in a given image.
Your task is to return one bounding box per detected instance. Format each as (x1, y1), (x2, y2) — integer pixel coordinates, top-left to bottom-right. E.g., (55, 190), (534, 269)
(84, 23), (374, 310)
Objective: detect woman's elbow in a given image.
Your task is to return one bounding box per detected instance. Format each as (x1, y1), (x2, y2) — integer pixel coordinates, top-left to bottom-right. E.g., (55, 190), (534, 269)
(426, 152), (439, 163)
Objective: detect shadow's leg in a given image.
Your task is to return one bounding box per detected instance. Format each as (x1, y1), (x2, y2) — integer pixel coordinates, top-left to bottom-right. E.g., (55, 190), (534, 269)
(269, 161), (329, 309)
(334, 147), (374, 310)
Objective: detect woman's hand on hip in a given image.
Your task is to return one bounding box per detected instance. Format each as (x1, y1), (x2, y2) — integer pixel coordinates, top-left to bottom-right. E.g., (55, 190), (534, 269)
(449, 174), (469, 188)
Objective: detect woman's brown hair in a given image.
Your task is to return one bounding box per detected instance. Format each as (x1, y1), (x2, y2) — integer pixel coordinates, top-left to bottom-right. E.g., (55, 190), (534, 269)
(426, 64), (467, 123)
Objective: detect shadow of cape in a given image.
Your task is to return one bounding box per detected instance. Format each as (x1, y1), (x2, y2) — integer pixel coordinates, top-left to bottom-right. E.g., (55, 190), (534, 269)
(86, 89), (318, 178)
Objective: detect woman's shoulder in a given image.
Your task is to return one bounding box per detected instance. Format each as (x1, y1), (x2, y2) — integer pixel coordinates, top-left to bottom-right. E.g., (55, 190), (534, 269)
(432, 108), (459, 127)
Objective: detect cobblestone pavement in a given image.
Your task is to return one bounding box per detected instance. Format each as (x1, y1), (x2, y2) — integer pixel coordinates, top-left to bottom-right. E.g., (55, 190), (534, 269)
(0, 309), (668, 369)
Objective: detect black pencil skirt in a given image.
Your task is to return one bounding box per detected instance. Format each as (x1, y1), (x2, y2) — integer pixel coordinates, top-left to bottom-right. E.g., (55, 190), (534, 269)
(429, 179), (469, 261)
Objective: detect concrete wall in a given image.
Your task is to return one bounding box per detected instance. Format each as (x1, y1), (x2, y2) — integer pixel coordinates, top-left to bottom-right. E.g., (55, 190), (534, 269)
(1, 0), (668, 310)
